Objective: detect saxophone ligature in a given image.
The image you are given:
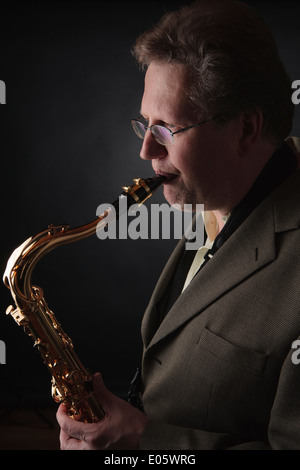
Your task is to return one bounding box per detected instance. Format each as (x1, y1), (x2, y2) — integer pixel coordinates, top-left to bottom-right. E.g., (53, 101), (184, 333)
(3, 175), (165, 423)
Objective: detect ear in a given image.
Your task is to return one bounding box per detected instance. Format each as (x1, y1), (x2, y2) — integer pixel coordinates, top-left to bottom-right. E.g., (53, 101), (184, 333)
(238, 109), (264, 156)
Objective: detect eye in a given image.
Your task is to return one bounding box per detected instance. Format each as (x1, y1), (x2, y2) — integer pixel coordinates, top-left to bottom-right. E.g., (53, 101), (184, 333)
(138, 115), (147, 125)
(164, 122), (182, 132)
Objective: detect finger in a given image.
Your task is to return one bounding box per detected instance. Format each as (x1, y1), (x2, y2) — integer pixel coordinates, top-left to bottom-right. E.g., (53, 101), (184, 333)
(93, 372), (107, 392)
(56, 403), (71, 427)
(57, 403), (96, 442)
(59, 428), (88, 451)
(92, 372), (112, 408)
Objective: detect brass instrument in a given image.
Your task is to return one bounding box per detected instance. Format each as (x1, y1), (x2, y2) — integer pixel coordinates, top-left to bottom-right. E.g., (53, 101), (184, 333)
(3, 175), (165, 423)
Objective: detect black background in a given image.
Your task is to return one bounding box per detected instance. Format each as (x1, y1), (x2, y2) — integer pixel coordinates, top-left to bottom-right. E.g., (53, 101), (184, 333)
(0, 0), (299, 406)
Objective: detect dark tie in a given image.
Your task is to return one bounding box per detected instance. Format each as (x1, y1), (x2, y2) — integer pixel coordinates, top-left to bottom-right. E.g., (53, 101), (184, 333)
(159, 248), (197, 319)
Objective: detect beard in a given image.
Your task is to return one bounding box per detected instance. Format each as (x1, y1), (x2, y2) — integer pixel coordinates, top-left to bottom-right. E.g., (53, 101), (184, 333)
(163, 181), (203, 212)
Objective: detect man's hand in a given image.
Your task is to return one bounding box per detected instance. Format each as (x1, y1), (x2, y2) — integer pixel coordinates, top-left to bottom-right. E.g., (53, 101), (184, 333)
(56, 372), (149, 450)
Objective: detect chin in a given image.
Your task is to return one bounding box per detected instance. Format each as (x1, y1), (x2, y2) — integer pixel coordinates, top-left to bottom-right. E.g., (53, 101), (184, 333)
(163, 185), (201, 211)
(163, 186), (180, 207)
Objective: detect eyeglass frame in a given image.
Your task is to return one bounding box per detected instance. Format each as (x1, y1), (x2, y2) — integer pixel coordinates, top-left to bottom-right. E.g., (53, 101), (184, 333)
(131, 115), (218, 146)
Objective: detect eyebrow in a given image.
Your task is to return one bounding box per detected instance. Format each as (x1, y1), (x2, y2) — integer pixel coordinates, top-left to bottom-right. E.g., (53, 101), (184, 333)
(139, 111), (147, 120)
(139, 111), (183, 128)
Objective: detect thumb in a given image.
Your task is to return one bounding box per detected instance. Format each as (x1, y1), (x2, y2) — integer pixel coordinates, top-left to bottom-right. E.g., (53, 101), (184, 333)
(92, 372), (113, 407)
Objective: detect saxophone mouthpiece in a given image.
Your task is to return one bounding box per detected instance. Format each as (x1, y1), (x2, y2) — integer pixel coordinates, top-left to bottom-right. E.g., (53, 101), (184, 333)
(120, 174), (166, 208)
(146, 174), (167, 190)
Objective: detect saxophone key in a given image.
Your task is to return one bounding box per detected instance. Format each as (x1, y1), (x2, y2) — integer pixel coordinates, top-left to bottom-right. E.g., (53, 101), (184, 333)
(6, 305), (29, 326)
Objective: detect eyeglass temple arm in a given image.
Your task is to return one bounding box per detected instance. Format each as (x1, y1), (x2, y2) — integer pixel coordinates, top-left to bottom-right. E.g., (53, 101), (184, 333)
(172, 118), (213, 136)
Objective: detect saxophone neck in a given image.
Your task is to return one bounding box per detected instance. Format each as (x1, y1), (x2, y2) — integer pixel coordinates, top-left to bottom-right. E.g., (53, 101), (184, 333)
(3, 175), (166, 302)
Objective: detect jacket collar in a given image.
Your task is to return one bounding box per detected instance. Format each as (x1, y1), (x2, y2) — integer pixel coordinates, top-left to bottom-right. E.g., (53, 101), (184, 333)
(204, 140), (297, 261)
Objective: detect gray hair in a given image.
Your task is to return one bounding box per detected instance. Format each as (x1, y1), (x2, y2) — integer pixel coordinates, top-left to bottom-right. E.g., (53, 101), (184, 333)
(132, 0), (294, 144)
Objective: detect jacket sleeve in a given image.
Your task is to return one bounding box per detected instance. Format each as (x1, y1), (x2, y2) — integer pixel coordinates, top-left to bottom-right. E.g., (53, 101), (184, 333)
(139, 337), (300, 450)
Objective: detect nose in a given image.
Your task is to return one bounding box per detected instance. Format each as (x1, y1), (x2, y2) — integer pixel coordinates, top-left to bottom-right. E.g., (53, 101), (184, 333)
(139, 130), (167, 161)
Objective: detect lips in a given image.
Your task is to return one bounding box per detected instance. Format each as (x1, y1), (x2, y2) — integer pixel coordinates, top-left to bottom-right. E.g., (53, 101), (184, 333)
(155, 170), (179, 183)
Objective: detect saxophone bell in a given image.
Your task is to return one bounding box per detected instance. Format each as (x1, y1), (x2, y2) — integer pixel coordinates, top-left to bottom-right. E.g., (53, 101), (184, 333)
(3, 175), (165, 423)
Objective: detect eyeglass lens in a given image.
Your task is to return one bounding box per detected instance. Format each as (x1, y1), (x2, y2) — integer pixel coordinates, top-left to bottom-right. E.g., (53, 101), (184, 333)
(132, 120), (174, 145)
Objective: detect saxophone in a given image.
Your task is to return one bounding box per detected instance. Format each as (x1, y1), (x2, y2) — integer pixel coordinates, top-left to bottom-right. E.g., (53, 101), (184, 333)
(3, 175), (165, 423)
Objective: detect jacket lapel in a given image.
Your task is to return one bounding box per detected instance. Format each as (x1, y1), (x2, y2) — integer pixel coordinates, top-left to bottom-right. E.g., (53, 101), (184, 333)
(141, 237), (186, 348)
(143, 195), (277, 351)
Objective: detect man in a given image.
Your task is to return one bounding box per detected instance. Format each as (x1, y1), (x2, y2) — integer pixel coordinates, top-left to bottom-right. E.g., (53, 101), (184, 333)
(57, 0), (300, 449)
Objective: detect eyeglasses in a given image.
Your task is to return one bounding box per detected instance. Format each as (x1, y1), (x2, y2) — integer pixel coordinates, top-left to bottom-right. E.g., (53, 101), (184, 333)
(131, 116), (215, 146)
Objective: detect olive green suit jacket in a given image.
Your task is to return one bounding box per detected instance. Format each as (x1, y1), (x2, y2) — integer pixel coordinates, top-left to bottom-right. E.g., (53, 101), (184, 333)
(139, 164), (300, 450)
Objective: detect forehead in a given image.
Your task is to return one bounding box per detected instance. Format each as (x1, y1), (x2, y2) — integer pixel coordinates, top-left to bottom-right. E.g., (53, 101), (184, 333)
(141, 61), (194, 122)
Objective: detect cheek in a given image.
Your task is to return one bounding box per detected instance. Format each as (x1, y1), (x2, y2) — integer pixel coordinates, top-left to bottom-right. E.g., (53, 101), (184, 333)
(172, 142), (200, 173)
(175, 145), (206, 179)
(172, 126), (236, 179)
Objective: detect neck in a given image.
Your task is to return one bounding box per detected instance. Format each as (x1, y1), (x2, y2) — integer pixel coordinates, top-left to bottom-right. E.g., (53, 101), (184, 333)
(214, 210), (230, 234)
(204, 210), (230, 241)
(218, 139), (278, 216)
